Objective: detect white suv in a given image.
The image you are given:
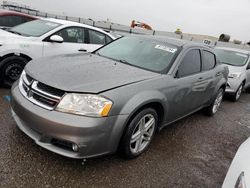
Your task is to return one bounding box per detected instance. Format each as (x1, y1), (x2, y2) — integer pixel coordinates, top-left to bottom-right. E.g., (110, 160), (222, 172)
(215, 47), (250, 101)
(0, 18), (115, 86)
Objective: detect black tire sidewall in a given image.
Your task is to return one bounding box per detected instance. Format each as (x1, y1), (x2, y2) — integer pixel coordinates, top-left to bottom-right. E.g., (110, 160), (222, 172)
(0, 56), (28, 86)
(121, 108), (158, 159)
(206, 88), (224, 116)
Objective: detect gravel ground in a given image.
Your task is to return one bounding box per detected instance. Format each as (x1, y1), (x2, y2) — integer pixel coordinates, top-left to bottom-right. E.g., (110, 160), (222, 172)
(0, 88), (250, 188)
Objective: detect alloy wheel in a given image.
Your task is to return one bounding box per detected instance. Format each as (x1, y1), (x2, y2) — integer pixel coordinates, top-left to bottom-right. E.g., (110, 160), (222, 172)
(235, 84), (243, 101)
(212, 90), (223, 114)
(130, 114), (156, 154)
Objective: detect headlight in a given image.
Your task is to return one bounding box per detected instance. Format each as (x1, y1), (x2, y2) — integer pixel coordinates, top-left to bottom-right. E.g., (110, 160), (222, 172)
(229, 72), (242, 79)
(235, 172), (247, 188)
(56, 94), (113, 117)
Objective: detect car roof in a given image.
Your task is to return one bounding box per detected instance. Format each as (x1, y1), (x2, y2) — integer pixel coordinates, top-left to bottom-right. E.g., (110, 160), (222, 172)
(215, 46), (250, 54)
(0, 9), (37, 19)
(41, 17), (114, 38)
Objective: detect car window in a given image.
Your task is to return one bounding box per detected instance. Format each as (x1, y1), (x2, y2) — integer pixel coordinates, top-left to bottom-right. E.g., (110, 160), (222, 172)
(215, 48), (248, 67)
(54, 27), (85, 43)
(106, 36), (113, 44)
(22, 17), (34, 23)
(178, 49), (201, 77)
(88, 30), (106, 45)
(0, 15), (23, 27)
(203, 51), (216, 71)
(10, 19), (61, 37)
(97, 36), (179, 73)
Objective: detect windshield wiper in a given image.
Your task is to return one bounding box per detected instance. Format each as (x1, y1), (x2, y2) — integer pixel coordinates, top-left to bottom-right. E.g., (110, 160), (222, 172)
(96, 52), (102, 56)
(119, 59), (131, 65)
(8, 30), (23, 36)
(221, 62), (241, 66)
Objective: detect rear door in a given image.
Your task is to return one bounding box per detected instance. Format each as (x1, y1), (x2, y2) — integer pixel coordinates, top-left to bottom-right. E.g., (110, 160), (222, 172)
(198, 50), (218, 104)
(245, 58), (250, 88)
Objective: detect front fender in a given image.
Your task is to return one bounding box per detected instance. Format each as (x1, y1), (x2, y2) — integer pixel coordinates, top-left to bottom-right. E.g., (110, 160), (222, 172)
(119, 90), (168, 122)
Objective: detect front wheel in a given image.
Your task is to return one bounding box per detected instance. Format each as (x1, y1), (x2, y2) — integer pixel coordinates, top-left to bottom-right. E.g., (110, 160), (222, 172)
(120, 108), (158, 159)
(0, 56), (28, 87)
(205, 88), (224, 116)
(230, 83), (244, 102)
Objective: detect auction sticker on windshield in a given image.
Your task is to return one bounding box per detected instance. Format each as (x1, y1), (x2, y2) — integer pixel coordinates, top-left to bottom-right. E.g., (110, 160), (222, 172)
(155, 45), (177, 53)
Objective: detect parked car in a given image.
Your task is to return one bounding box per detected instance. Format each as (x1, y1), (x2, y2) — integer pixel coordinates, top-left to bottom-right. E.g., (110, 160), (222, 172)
(222, 137), (250, 188)
(0, 9), (37, 30)
(11, 36), (229, 159)
(0, 18), (115, 86)
(215, 47), (250, 101)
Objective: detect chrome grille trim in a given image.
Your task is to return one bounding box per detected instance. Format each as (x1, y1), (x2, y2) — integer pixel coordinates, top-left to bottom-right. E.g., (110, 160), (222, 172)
(22, 73), (32, 86)
(32, 81), (61, 100)
(19, 71), (64, 110)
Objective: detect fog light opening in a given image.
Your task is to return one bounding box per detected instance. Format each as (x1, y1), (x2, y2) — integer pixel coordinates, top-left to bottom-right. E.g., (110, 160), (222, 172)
(72, 143), (79, 152)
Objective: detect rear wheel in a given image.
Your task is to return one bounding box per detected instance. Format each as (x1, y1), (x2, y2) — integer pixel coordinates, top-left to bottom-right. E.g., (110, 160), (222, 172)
(0, 56), (28, 87)
(120, 108), (158, 159)
(205, 88), (224, 116)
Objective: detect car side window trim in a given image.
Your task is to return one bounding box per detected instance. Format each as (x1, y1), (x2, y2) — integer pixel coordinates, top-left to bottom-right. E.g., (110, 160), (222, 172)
(175, 48), (202, 79)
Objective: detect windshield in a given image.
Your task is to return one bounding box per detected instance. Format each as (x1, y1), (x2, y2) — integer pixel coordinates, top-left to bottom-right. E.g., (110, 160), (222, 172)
(215, 48), (249, 66)
(9, 19), (61, 37)
(97, 36), (179, 72)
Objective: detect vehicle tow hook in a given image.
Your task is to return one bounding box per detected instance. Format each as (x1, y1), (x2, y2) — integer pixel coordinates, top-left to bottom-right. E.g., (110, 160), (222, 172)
(81, 159), (87, 166)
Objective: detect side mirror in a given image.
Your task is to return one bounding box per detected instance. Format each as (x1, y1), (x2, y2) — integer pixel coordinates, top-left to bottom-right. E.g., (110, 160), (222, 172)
(49, 35), (63, 43)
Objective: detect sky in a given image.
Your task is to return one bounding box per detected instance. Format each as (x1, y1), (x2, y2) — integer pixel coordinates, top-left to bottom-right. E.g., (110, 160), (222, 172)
(8, 0), (250, 42)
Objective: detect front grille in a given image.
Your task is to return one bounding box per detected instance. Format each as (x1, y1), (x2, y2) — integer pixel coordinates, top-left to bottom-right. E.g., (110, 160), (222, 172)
(19, 72), (65, 110)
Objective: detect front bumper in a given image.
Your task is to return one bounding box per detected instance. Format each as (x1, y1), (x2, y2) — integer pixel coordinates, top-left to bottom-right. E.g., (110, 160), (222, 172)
(225, 78), (242, 94)
(11, 83), (128, 159)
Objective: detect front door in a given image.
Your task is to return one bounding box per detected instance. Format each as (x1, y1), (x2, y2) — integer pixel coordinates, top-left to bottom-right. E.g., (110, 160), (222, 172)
(166, 49), (205, 122)
(42, 26), (90, 57)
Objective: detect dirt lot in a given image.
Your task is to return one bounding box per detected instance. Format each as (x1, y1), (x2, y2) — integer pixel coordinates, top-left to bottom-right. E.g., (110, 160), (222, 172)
(1, 88), (250, 188)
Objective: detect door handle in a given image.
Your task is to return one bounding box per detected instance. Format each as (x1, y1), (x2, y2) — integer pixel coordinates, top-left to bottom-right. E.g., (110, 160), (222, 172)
(196, 77), (204, 82)
(78, 48), (87, 52)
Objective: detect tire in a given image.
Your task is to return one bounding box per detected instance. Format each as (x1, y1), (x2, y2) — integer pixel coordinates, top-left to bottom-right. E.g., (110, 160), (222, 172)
(0, 56), (28, 87)
(205, 88), (224, 116)
(120, 108), (158, 159)
(230, 83), (244, 102)
(245, 86), (250, 93)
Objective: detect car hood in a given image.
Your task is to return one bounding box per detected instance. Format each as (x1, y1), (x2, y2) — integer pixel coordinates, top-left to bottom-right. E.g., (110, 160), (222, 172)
(25, 53), (160, 93)
(225, 64), (246, 74)
(0, 29), (21, 40)
(0, 29), (33, 43)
